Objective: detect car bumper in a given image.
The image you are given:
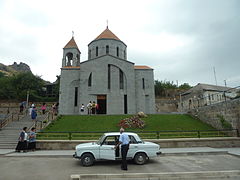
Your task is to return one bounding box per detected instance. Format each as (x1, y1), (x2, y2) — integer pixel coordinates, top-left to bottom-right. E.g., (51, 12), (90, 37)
(156, 151), (162, 156)
(73, 152), (80, 159)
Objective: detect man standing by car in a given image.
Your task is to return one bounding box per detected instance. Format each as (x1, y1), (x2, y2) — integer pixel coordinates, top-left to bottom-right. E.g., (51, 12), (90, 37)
(116, 128), (130, 170)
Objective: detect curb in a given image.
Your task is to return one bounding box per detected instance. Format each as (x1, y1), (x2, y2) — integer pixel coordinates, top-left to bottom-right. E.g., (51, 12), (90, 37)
(70, 170), (240, 180)
(161, 151), (229, 156)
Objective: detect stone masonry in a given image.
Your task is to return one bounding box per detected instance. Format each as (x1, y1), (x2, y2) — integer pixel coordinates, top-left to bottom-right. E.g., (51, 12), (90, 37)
(190, 98), (240, 133)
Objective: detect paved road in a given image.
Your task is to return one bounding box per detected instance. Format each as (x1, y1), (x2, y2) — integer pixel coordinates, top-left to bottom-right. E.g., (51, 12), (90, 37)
(1, 148), (240, 180)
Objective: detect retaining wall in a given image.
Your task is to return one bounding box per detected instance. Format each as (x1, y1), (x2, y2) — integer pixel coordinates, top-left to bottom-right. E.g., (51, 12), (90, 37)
(36, 137), (240, 150)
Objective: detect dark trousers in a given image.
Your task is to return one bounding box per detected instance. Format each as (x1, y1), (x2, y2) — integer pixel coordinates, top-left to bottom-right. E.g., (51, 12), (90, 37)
(121, 144), (129, 170)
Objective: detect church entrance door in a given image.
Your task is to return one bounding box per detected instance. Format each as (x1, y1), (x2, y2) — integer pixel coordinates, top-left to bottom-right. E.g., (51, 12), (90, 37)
(97, 95), (107, 114)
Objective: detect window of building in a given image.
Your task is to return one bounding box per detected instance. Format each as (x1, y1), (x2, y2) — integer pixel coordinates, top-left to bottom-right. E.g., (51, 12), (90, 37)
(212, 94), (214, 100)
(142, 78), (145, 89)
(74, 87), (78, 107)
(124, 50), (126, 59)
(88, 73), (92, 87)
(106, 45), (109, 54)
(96, 46), (98, 57)
(108, 65), (111, 89)
(116, 47), (119, 57)
(119, 69), (124, 89)
(66, 52), (73, 66)
(88, 50), (91, 59)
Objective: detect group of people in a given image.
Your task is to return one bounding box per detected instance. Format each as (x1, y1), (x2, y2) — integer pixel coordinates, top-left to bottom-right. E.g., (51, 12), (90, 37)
(15, 127), (37, 152)
(85, 101), (99, 115)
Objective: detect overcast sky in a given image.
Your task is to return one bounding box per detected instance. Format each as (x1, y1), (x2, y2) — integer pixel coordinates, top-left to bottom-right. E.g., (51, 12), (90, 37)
(0, 0), (239, 87)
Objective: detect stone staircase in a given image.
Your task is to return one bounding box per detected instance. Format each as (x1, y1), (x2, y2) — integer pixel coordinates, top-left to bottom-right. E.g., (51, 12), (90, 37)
(0, 114), (47, 149)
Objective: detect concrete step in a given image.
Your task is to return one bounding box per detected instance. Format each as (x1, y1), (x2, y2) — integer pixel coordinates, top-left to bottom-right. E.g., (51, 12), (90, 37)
(0, 145), (16, 149)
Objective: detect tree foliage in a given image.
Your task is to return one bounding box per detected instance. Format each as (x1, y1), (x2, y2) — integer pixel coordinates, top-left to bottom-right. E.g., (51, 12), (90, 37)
(155, 80), (191, 97)
(0, 72), (53, 101)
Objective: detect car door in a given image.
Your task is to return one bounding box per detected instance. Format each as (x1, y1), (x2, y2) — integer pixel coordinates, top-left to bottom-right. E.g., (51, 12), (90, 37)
(127, 135), (139, 158)
(99, 136), (116, 160)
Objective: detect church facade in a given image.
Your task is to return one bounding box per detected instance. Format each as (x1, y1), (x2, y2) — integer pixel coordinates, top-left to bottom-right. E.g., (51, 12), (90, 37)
(59, 27), (155, 115)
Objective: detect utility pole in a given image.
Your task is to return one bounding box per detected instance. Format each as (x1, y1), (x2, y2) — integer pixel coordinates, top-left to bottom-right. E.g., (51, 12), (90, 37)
(213, 67), (217, 85)
(26, 90), (29, 108)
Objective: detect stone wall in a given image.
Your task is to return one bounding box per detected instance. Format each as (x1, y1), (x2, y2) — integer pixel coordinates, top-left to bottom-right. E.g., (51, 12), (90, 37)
(155, 98), (178, 113)
(190, 98), (240, 131)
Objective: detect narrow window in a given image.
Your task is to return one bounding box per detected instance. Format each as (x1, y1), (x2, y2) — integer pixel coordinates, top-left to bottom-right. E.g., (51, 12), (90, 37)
(96, 46), (98, 57)
(116, 47), (119, 57)
(74, 87), (78, 107)
(88, 73), (92, 87)
(108, 65), (111, 89)
(142, 78), (145, 89)
(106, 45), (109, 54)
(119, 69), (124, 89)
(88, 50), (91, 59)
(124, 50), (126, 59)
(124, 95), (128, 114)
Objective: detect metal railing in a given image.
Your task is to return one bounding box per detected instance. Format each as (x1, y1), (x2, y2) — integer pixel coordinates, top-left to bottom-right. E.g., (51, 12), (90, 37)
(0, 113), (22, 129)
(34, 111), (57, 131)
(36, 129), (239, 140)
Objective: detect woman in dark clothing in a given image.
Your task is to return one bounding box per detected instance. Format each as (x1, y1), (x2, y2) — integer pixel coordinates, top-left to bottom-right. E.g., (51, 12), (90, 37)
(15, 127), (28, 152)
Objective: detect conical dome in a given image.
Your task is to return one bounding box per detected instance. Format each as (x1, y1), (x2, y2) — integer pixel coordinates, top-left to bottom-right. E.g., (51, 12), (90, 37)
(63, 37), (80, 51)
(94, 27), (121, 41)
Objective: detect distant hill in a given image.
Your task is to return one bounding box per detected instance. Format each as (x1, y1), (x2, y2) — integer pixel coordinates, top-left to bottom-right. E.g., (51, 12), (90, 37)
(0, 62), (32, 76)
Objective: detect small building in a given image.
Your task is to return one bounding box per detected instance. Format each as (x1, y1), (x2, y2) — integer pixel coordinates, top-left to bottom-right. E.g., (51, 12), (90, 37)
(59, 27), (155, 115)
(179, 83), (237, 111)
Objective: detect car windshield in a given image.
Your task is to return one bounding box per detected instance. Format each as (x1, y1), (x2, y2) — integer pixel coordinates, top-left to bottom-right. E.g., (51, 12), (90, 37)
(96, 134), (105, 145)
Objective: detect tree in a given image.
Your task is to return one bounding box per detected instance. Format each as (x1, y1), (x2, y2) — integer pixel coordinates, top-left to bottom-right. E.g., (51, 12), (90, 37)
(0, 72), (45, 101)
(178, 83), (192, 90)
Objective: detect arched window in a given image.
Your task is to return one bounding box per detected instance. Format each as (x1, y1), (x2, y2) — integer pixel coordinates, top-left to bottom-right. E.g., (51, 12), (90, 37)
(106, 45), (109, 54)
(116, 47), (119, 57)
(66, 52), (73, 66)
(88, 73), (92, 87)
(96, 47), (98, 57)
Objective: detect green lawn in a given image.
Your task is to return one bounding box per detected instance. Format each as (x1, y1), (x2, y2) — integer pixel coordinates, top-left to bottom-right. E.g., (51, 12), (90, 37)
(44, 114), (215, 132)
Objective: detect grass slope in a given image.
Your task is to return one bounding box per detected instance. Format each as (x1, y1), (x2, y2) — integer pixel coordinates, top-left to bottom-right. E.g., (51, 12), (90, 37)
(44, 114), (215, 132)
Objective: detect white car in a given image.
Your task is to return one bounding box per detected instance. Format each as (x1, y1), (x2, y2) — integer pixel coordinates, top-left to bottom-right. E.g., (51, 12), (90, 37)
(73, 132), (161, 166)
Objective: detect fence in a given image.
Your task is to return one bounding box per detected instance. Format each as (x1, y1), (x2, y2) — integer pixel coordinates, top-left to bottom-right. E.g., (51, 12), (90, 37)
(36, 129), (239, 140)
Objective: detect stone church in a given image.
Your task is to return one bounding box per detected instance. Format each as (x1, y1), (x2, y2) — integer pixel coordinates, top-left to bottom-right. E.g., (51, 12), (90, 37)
(59, 27), (155, 115)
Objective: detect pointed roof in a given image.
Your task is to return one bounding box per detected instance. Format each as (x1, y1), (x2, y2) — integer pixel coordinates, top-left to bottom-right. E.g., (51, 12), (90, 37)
(63, 37), (80, 50)
(94, 26), (121, 41)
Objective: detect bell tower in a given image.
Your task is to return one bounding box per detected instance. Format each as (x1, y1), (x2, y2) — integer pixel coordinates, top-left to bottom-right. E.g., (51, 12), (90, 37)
(62, 36), (81, 67)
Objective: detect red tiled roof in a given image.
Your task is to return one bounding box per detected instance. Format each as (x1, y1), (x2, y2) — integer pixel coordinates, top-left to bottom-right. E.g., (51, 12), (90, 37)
(63, 37), (80, 50)
(95, 27), (121, 41)
(134, 65), (153, 70)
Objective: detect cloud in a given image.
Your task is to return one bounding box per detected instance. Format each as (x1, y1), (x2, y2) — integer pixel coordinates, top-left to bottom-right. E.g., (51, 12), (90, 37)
(0, 0), (239, 88)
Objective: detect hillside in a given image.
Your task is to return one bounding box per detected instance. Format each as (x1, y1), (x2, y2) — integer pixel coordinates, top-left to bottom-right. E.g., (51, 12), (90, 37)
(0, 62), (32, 76)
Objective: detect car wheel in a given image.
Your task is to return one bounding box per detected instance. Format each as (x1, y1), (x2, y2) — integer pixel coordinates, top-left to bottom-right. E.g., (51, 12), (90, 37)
(134, 152), (147, 165)
(81, 153), (94, 166)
